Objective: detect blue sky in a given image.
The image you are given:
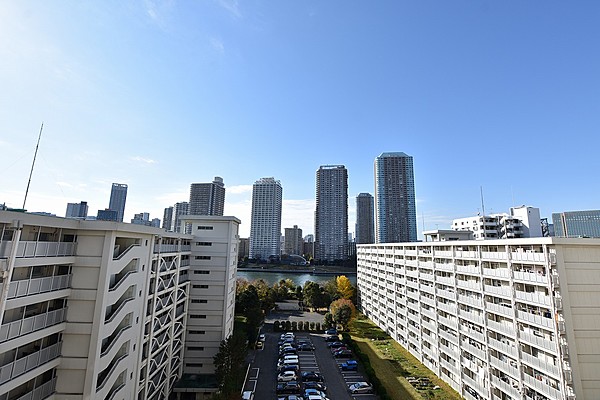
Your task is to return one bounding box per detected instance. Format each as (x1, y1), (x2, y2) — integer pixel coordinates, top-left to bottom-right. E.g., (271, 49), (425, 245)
(1, 1), (599, 238)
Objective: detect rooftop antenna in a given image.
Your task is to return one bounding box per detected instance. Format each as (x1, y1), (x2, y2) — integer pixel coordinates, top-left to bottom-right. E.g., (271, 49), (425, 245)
(23, 123), (43, 209)
(480, 186), (486, 217)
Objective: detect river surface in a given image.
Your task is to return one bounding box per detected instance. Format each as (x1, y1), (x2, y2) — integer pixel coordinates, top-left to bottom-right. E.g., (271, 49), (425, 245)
(236, 270), (357, 286)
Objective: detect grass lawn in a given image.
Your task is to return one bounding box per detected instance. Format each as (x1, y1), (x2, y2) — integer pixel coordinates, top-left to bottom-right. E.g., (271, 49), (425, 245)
(349, 316), (462, 400)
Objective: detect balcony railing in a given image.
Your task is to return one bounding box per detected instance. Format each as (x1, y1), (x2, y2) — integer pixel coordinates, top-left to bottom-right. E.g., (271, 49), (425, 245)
(13, 376), (57, 400)
(0, 308), (67, 343)
(0, 342), (62, 385)
(7, 275), (72, 299)
(0, 241), (76, 258)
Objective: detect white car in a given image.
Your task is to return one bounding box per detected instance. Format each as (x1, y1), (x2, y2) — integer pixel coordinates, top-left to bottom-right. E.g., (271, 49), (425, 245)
(258, 334), (266, 341)
(241, 391), (254, 400)
(349, 382), (373, 394)
(277, 371), (298, 382)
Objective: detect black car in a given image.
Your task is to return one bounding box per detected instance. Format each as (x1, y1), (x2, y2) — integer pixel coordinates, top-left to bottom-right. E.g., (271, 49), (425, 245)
(324, 335), (338, 342)
(301, 371), (324, 382)
(276, 382), (301, 394)
(297, 343), (314, 351)
(279, 348), (298, 356)
(334, 349), (353, 358)
(303, 381), (327, 392)
(325, 328), (338, 335)
(327, 341), (345, 348)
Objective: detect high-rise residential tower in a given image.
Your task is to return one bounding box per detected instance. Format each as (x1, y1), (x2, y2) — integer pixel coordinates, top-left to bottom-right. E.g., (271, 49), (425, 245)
(374, 152), (417, 243)
(189, 177), (225, 216)
(65, 201), (88, 219)
(163, 206), (174, 231)
(315, 165), (348, 262)
(249, 177), (282, 260)
(284, 225), (303, 255)
(108, 183), (128, 222)
(355, 193), (375, 244)
(173, 202), (190, 233)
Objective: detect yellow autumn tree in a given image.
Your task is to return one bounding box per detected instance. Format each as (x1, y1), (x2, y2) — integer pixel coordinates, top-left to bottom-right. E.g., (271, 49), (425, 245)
(336, 275), (355, 300)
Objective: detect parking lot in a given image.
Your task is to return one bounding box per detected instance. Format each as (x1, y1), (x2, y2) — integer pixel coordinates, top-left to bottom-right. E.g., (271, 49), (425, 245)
(243, 323), (379, 400)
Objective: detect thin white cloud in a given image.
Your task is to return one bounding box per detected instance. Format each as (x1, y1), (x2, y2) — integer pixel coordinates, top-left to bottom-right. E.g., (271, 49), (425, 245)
(215, 0), (242, 19)
(55, 181), (73, 188)
(228, 184), (252, 194)
(130, 156), (157, 165)
(156, 191), (189, 206)
(210, 37), (225, 54)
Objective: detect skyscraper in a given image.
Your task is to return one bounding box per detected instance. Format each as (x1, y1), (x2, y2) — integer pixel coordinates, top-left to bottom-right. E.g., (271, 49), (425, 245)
(552, 209), (600, 238)
(65, 201), (88, 219)
(355, 193), (375, 244)
(374, 152), (417, 243)
(189, 177), (225, 216)
(108, 183), (128, 222)
(315, 165), (348, 262)
(163, 206), (174, 231)
(249, 177), (282, 260)
(173, 201), (190, 233)
(284, 225), (303, 255)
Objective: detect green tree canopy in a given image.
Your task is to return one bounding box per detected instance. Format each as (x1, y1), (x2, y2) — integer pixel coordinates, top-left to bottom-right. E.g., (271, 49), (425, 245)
(330, 298), (356, 330)
(213, 331), (248, 396)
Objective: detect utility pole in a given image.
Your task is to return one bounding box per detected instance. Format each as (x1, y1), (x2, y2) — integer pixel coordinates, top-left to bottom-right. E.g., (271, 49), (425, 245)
(23, 123), (44, 210)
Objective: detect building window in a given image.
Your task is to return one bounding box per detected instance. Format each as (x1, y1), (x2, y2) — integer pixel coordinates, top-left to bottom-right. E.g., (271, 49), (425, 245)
(194, 270), (210, 274)
(188, 346), (205, 351)
(189, 330), (206, 334)
(195, 256), (211, 260)
(190, 314), (207, 319)
(191, 299), (208, 304)
(196, 242), (212, 246)
(193, 284), (209, 289)
(197, 226), (214, 230)
(186, 363), (203, 367)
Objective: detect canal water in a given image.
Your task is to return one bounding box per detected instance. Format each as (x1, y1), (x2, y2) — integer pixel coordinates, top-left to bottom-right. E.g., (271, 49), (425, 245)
(236, 270), (357, 287)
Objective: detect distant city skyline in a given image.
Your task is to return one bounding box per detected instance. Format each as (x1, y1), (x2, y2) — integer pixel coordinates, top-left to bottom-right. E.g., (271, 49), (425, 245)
(1, 1), (599, 239)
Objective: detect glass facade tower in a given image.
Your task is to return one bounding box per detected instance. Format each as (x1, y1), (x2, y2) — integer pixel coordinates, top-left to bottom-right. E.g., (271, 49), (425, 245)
(552, 209), (600, 238)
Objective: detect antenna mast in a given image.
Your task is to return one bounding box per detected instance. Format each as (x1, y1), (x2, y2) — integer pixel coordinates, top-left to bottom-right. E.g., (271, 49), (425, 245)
(23, 123), (43, 209)
(480, 186), (486, 217)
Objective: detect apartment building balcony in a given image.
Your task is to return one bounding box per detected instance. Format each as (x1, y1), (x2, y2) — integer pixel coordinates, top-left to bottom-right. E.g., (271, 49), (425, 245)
(456, 264), (480, 275)
(488, 336), (518, 358)
(510, 251), (546, 263)
(481, 251), (508, 260)
(96, 351), (129, 397)
(462, 373), (487, 399)
(455, 250), (479, 259)
(422, 319), (436, 333)
(4, 274), (71, 299)
(484, 285), (513, 298)
(405, 249), (418, 257)
(419, 261), (434, 269)
(522, 373), (561, 400)
(421, 307), (436, 320)
(0, 241), (76, 259)
(487, 320), (516, 337)
(436, 288), (456, 301)
(459, 324), (485, 343)
(516, 310), (554, 330)
(518, 330), (556, 353)
(0, 341), (62, 385)
(482, 267), (510, 279)
(440, 357), (458, 375)
(459, 309), (485, 326)
(437, 302), (457, 315)
(458, 294), (484, 309)
(515, 291), (551, 307)
(435, 262), (455, 272)
(490, 355), (520, 379)
(435, 275), (454, 286)
(405, 259), (418, 267)
(420, 295), (435, 308)
(0, 376), (57, 400)
(521, 351), (560, 379)
(485, 302), (514, 318)
(419, 283), (435, 295)
(0, 307), (67, 343)
(438, 314), (459, 330)
(490, 375), (521, 400)
(434, 250), (453, 258)
(462, 340), (486, 361)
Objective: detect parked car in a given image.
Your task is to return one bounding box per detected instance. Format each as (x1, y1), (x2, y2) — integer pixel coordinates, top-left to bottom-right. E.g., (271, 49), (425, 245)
(340, 360), (358, 371)
(258, 334), (266, 341)
(278, 371), (298, 382)
(334, 349), (353, 358)
(276, 381), (301, 394)
(304, 388), (327, 399)
(277, 396), (304, 400)
(324, 336), (338, 342)
(241, 391), (254, 400)
(301, 371), (324, 382)
(327, 341), (345, 348)
(303, 382), (327, 392)
(278, 364), (300, 374)
(297, 343), (314, 351)
(349, 382), (373, 394)
(324, 328), (337, 335)
(307, 395), (329, 400)
(280, 348), (298, 356)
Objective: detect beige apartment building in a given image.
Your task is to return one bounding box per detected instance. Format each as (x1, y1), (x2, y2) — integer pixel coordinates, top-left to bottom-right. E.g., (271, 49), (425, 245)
(357, 234), (600, 400)
(0, 211), (239, 400)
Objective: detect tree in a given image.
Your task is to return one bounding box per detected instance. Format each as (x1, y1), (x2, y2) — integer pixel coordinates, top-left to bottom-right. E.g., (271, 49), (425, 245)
(323, 312), (334, 329)
(330, 298), (356, 330)
(214, 331), (248, 396)
(336, 275), (355, 300)
(303, 281), (324, 309)
(323, 278), (340, 301)
(236, 285), (260, 315)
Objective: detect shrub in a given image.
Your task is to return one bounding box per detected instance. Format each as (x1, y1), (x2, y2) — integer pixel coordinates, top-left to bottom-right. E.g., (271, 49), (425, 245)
(291, 321), (297, 331)
(285, 320), (292, 331)
(315, 322), (321, 332)
(309, 321), (315, 331)
(273, 321), (281, 331)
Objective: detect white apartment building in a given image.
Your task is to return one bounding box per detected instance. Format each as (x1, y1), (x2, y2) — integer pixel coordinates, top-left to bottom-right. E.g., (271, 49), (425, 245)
(453, 206), (543, 241)
(357, 235), (600, 400)
(0, 211), (239, 400)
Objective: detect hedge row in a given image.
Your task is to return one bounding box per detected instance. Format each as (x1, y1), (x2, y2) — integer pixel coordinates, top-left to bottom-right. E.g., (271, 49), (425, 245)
(273, 320), (326, 332)
(342, 333), (391, 400)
